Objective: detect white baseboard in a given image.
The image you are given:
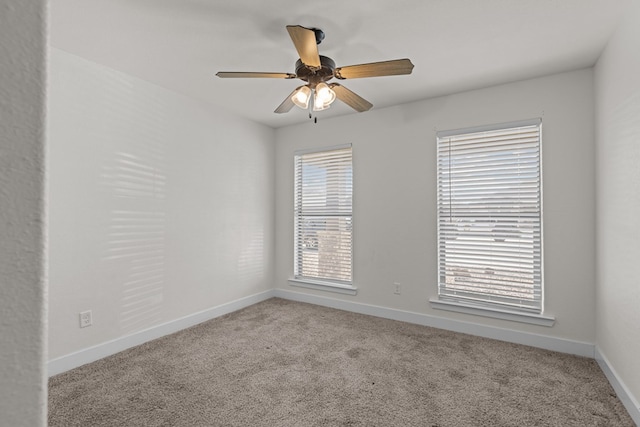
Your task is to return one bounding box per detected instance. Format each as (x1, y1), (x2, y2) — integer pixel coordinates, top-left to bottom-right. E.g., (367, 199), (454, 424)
(50, 287), (595, 374)
(49, 287), (637, 424)
(48, 289), (275, 377)
(273, 289), (595, 358)
(595, 347), (640, 426)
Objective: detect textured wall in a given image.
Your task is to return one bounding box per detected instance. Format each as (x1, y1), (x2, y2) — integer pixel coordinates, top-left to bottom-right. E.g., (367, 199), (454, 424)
(0, 1), (48, 426)
(276, 69), (596, 344)
(47, 49), (275, 360)
(595, 0), (640, 410)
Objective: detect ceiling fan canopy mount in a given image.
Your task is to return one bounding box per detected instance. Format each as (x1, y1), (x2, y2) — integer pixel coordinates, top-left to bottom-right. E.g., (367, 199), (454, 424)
(310, 28), (325, 45)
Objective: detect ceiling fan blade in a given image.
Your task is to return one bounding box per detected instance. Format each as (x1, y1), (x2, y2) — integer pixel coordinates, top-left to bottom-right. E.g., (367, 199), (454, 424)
(334, 58), (414, 79)
(274, 87), (302, 114)
(330, 83), (373, 112)
(216, 72), (296, 79)
(286, 25), (321, 68)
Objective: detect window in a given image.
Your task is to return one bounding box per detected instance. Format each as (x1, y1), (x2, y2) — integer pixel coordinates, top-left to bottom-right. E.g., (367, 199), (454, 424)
(293, 145), (353, 293)
(435, 119), (544, 317)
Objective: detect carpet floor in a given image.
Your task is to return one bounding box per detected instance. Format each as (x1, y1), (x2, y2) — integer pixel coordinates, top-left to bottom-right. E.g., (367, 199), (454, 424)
(49, 298), (634, 426)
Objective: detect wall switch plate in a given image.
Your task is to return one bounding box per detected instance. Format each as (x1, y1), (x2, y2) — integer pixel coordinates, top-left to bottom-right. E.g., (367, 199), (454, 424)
(79, 310), (92, 328)
(393, 282), (401, 295)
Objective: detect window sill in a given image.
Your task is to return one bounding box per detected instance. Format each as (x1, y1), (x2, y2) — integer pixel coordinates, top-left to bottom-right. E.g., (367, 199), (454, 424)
(429, 298), (555, 327)
(288, 278), (357, 296)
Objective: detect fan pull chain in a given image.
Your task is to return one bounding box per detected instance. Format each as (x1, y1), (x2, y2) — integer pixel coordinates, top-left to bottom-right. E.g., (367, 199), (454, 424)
(309, 89), (317, 123)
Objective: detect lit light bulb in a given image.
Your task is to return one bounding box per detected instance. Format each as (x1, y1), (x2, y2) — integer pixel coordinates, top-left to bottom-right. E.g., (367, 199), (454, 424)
(313, 83), (336, 111)
(291, 86), (311, 109)
(313, 94), (327, 111)
(315, 82), (336, 105)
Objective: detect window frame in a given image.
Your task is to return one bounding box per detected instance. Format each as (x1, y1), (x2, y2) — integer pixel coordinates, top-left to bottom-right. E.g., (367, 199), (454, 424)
(430, 119), (554, 326)
(289, 144), (356, 295)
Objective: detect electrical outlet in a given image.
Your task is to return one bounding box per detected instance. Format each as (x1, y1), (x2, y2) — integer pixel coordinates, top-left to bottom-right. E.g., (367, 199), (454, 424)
(79, 310), (92, 328)
(393, 282), (401, 295)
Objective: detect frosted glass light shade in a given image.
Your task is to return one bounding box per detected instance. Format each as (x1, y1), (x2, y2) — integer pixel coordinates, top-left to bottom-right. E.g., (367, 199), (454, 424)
(291, 86), (311, 109)
(313, 83), (336, 111)
(315, 82), (336, 105)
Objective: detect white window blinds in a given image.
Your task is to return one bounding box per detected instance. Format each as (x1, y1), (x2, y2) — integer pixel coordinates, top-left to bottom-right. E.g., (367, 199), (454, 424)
(294, 145), (353, 284)
(437, 119), (543, 313)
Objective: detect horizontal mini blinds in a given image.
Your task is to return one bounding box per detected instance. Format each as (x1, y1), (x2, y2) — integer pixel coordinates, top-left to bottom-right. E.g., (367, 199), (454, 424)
(437, 120), (542, 313)
(294, 146), (352, 284)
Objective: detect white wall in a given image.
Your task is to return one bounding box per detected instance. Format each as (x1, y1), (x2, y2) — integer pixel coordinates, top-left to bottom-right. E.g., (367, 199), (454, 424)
(0, 2), (48, 426)
(48, 49), (275, 360)
(276, 69), (596, 344)
(595, 0), (640, 409)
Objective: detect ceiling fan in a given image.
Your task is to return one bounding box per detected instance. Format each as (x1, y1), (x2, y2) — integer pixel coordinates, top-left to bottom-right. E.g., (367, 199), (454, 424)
(216, 25), (414, 115)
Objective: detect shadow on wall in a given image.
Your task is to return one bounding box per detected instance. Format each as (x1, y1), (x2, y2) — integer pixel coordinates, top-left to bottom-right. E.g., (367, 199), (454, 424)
(102, 139), (167, 334)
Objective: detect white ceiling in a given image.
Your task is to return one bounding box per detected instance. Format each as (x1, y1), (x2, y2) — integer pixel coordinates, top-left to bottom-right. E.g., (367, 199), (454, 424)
(51, 0), (628, 129)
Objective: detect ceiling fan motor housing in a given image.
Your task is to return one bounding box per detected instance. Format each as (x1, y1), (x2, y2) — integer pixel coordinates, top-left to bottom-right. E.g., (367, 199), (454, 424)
(295, 55), (336, 86)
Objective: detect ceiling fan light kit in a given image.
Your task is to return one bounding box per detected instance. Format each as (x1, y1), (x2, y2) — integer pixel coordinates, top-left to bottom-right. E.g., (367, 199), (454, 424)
(216, 25), (414, 118)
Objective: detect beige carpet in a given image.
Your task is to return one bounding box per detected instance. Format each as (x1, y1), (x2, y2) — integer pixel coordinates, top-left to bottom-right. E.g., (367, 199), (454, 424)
(49, 298), (634, 426)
